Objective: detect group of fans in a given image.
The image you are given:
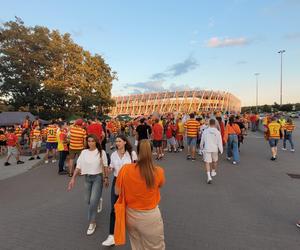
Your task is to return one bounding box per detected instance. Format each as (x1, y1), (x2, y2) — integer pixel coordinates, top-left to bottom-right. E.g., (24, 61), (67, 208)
(0, 111), (296, 179)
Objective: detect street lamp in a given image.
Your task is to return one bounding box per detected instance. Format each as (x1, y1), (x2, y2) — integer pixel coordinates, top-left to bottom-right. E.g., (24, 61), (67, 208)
(278, 50), (286, 106)
(254, 73), (260, 112)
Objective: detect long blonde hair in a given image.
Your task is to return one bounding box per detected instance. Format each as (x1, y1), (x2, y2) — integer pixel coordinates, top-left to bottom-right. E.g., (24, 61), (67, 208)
(137, 139), (156, 189)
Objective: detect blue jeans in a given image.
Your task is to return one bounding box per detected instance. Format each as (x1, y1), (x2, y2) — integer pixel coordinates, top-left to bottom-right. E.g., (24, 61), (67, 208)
(84, 174), (103, 223)
(284, 132), (294, 149)
(227, 134), (240, 162)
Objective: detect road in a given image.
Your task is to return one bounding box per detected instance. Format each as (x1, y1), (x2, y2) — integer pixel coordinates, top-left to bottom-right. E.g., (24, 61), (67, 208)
(1, 121), (300, 250)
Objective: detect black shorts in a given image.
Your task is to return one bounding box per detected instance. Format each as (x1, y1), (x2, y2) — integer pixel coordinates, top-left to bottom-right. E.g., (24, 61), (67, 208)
(0, 141), (6, 146)
(153, 140), (162, 148)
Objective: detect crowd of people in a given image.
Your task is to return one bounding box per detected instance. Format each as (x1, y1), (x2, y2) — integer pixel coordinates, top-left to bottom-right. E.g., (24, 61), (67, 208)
(0, 111), (297, 249)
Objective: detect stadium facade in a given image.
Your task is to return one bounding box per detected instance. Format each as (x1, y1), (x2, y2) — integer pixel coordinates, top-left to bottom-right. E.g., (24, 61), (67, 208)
(110, 90), (241, 116)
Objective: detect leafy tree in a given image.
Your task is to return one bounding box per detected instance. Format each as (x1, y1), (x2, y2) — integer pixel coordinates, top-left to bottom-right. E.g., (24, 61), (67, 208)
(0, 17), (116, 119)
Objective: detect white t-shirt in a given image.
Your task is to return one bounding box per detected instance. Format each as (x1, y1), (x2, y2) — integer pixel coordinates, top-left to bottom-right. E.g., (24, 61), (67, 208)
(76, 149), (108, 175)
(110, 150), (137, 177)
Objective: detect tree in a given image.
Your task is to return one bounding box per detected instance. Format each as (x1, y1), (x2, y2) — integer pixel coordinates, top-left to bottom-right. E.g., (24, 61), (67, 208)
(0, 17), (117, 119)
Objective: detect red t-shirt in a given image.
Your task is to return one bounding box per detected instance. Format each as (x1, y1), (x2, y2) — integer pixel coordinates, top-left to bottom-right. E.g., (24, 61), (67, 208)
(87, 123), (103, 141)
(6, 133), (18, 147)
(165, 124), (176, 139)
(152, 123), (163, 141)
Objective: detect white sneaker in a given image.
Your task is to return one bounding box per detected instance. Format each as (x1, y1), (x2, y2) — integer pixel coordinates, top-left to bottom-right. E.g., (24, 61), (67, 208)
(291, 149), (295, 152)
(52, 159), (56, 163)
(226, 157), (231, 161)
(282, 148), (287, 151)
(211, 171), (217, 177)
(102, 235), (115, 246)
(87, 223), (96, 236)
(207, 178), (212, 184)
(232, 161), (237, 165)
(45, 160), (49, 164)
(97, 198), (103, 213)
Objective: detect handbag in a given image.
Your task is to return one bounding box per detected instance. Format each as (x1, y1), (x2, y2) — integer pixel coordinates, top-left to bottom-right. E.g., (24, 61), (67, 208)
(114, 166), (128, 245)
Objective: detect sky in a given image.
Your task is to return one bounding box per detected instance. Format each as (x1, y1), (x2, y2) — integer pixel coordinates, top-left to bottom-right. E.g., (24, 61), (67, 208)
(1, 0), (300, 106)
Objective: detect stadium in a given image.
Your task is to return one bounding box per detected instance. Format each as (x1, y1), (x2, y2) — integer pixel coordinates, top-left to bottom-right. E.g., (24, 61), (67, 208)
(110, 90), (241, 116)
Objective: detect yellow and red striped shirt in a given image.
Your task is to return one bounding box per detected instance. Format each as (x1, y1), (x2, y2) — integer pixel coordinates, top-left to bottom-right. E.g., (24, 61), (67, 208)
(283, 123), (295, 132)
(46, 125), (58, 143)
(184, 119), (200, 137)
(69, 126), (86, 150)
(15, 127), (23, 138)
(32, 129), (42, 142)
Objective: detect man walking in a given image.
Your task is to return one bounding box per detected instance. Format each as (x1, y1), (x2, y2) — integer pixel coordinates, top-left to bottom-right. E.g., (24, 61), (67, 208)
(267, 116), (283, 161)
(200, 119), (223, 184)
(184, 113), (200, 161)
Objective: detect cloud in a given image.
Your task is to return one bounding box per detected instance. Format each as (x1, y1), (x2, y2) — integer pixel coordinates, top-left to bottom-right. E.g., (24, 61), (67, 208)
(236, 60), (247, 65)
(125, 80), (166, 93)
(71, 29), (83, 37)
(169, 83), (202, 91)
(208, 17), (215, 28)
(284, 32), (300, 40)
(150, 56), (198, 80)
(206, 37), (250, 48)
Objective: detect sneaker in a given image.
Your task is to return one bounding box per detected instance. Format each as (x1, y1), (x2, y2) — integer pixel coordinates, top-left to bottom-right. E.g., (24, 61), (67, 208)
(178, 148), (183, 152)
(207, 179), (212, 184)
(28, 157), (35, 161)
(226, 157), (231, 161)
(211, 171), (217, 177)
(270, 157), (276, 161)
(97, 198), (103, 213)
(102, 235), (115, 246)
(45, 160), (49, 164)
(36, 156), (41, 159)
(191, 158), (196, 162)
(291, 149), (295, 152)
(86, 223), (96, 236)
(186, 155), (191, 160)
(4, 162), (11, 166)
(296, 221), (300, 228)
(282, 148), (287, 151)
(58, 170), (68, 175)
(17, 160), (24, 164)
(52, 159), (57, 163)
(232, 161), (237, 165)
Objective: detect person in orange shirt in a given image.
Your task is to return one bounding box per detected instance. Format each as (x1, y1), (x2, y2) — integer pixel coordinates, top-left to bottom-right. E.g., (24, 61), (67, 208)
(115, 139), (165, 249)
(68, 119), (87, 176)
(282, 118), (296, 152)
(224, 116), (241, 165)
(45, 121), (58, 164)
(267, 116), (283, 160)
(29, 125), (42, 160)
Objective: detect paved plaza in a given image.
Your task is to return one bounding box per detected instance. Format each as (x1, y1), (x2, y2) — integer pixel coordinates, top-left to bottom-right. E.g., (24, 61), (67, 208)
(1, 122), (300, 250)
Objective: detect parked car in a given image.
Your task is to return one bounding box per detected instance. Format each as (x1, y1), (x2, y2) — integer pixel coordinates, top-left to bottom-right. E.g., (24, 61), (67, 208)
(289, 112), (299, 118)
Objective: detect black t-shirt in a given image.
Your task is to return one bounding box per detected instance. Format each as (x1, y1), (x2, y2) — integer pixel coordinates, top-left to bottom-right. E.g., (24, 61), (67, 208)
(136, 124), (152, 140)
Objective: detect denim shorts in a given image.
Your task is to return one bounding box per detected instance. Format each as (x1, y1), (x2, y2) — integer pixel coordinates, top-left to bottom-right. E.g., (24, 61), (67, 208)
(46, 142), (58, 150)
(187, 137), (197, 146)
(268, 138), (278, 147)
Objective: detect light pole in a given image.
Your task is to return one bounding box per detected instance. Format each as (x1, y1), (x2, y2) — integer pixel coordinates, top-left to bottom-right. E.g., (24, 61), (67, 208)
(278, 50), (286, 106)
(254, 73), (259, 112)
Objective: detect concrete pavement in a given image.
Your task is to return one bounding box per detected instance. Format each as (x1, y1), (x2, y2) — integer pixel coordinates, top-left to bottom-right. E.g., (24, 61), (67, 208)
(1, 122), (300, 250)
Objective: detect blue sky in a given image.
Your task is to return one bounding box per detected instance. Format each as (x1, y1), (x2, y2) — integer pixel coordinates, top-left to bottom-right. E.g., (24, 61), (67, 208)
(1, 0), (300, 106)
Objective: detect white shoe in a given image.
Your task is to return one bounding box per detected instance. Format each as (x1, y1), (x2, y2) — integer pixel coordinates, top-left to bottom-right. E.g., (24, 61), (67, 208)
(211, 171), (217, 177)
(52, 159), (56, 163)
(291, 149), (295, 152)
(282, 148), (287, 151)
(45, 160), (49, 164)
(232, 161), (237, 165)
(207, 178), (212, 184)
(87, 223), (96, 235)
(226, 157), (231, 161)
(97, 198), (103, 213)
(102, 235), (115, 246)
